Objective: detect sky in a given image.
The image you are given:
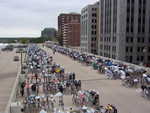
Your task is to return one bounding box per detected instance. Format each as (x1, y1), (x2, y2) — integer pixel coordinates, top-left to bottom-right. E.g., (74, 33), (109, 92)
(0, 0), (97, 37)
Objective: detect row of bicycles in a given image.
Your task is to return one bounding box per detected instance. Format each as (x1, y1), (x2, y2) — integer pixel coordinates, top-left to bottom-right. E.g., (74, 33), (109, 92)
(49, 45), (150, 100)
(19, 44), (118, 113)
(19, 45), (82, 113)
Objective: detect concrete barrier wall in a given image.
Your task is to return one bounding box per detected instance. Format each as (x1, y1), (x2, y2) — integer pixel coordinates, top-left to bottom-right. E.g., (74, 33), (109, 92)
(4, 67), (21, 113)
(67, 46), (150, 73)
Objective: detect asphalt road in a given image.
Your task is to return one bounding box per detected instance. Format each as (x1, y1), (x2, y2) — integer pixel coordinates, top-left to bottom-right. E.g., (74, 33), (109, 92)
(45, 47), (150, 113)
(0, 50), (19, 112)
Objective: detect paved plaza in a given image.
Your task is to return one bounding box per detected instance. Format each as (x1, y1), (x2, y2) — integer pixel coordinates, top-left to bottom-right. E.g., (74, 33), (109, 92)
(44, 47), (150, 113)
(0, 47), (150, 113)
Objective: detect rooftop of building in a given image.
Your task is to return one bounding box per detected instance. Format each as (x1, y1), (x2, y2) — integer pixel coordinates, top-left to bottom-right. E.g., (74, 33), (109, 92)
(42, 28), (57, 32)
(81, 1), (99, 12)
(58, 13), (81, 16)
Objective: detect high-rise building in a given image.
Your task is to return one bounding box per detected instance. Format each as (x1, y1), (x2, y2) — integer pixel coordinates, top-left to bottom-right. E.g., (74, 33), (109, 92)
(80, 2), (99, 54)
(58, 13), (81, 46)
(98, 0), (150, 66)
(41, 28), (57, 39)
(63, 20), (80, 47)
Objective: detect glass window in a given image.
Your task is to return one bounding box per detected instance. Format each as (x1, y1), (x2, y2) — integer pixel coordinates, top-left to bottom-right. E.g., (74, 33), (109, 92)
(126, 47), (129, 52)
(148, 56), (150, 61)
(126, 26), (129, 33)
(130, 56), (133, 62)
(141, 56), (144, 61)
(131, 37), (133, 42)
(130, 47), (133, 52)
(126, 37), (129, 43)
(137, 47), (140, 52)
(137, 56), (140, 61)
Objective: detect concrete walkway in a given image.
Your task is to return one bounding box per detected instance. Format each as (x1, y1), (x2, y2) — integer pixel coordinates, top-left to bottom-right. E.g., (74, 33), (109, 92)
(44, 47), (150, 113)
(0, 51), (18, 112)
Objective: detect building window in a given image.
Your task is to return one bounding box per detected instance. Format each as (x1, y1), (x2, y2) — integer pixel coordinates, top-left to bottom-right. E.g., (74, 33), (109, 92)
(112, 55), (116, 59)
(138, 24), (141, 33)
(148, 47), (150, 52)
(127, 7), (130, 14)
(112, 46), (116, 52)
(137, 37), (140, 43)
(139, 0), (142, 5)
(92, 13), (97, 17)
(126, 47), (129, 52)
(125, 56), (129, 62)
(130, 47), (133, 52)
(127, 17), (130, 23)
(132, 0), (135, 4)
(137, 37), (145, 43)
(130, 56), (133, 62)
(148, 56), (150, 61)
(143, 0), (146, 5)
(100, 45), (103, 49)
(137, 47), (140, 52)
(137, 56), (140, 61)
(143, 9), (146, 15)
(131, 26), (133, 33)
(92, 31), (94, 35)
(126, 37), (129, 43)
(141, 56), (144, 61)
(125, 56), (133, 62)
(126, 26), (129, 33)
(100, 37), (103, 41)
(113, 37), (116, 42)
(142, 38), (144, 43)
(142, 26), (145, 33)
(131, 37), (133, 42)
(137, 47), (144, 52)
(126, 37), (133, 43)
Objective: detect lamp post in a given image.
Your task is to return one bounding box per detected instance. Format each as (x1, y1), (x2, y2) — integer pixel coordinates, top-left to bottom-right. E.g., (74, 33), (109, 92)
(20, 50), (23, 74)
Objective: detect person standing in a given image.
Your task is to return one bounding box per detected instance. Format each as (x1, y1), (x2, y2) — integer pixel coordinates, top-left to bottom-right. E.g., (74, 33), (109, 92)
(20, 81), (25, 96)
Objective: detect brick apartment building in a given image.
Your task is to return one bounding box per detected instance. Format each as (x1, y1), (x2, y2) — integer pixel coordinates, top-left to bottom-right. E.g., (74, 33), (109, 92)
(58, 13), (81, 46)
(63, 20), (80, 47)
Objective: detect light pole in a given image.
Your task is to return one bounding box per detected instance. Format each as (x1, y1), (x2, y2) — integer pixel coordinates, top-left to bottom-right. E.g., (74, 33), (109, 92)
(20, 51), (23, 74)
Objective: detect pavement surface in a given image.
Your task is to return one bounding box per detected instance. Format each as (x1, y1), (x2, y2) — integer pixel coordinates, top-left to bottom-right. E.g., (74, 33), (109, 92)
(44, 47), (150, 113)
(0, 50), (19, 112)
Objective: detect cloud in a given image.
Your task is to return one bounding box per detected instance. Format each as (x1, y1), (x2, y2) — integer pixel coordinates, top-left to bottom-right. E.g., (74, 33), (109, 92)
(0, 0), (98, 37)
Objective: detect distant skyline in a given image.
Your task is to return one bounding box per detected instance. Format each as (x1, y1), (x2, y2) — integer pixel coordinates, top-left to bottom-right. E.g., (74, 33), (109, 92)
(0, 0), (97, 37)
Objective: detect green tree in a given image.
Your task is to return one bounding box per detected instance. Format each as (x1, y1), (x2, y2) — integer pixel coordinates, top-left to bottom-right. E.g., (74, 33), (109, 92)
(20, 38), (29, 44)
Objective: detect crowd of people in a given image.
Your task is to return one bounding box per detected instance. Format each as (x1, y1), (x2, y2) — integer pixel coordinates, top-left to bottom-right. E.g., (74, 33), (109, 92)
(18, 44), (121, 113)
(19, 45), (82, 113)
(16, 42), (150, 113)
